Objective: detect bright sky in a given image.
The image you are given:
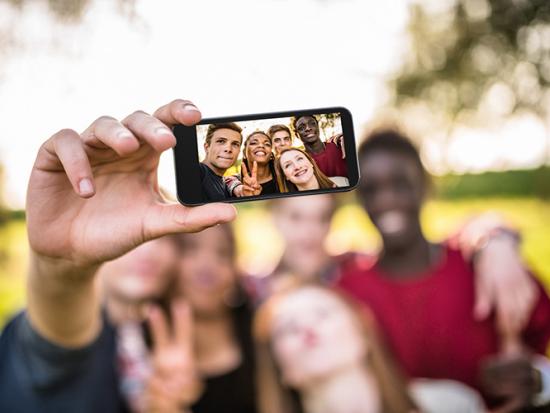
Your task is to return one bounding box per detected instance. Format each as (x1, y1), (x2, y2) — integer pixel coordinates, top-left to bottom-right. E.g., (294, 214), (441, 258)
(0, 0), (547, 208)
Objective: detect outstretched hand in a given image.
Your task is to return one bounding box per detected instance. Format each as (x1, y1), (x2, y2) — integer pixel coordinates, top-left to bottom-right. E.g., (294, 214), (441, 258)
(27, 99), (236, 270)
(239, 160), (262, 197)
(25, 99), (237, 347)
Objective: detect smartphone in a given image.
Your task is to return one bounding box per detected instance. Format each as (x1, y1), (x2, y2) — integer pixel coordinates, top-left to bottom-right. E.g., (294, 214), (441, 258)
(173, 107), (359, 205)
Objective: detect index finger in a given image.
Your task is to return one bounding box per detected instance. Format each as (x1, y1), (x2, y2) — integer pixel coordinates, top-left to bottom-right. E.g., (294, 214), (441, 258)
(241, 161), (249, 178)
(148, 305), (170, 350)
(153, 99), (202, 127)
(252, 161), (258, 179)
(172, 299), (193, 348)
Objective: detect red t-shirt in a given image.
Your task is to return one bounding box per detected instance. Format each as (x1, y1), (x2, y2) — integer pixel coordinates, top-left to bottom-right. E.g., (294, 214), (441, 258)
(310, 142), (347, 178)
(335, 245), (550, 396)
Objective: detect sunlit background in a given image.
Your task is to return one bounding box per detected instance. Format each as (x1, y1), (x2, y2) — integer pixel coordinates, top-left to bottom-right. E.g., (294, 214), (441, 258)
(1, 0), (549, 326)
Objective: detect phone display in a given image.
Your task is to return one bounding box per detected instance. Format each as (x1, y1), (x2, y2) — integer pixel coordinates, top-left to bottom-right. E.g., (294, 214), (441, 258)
(173, 107), (358, 205)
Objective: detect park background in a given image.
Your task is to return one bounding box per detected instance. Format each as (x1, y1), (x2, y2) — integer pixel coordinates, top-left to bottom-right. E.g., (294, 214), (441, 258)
(0, 0), (549, 327)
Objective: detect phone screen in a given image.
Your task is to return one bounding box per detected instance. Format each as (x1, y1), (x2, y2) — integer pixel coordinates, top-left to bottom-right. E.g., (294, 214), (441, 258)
(173, 107), (358, 205)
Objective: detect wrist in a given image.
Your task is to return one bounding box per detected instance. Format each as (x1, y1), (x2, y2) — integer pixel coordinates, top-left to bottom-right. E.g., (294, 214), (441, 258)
(472, 228), (520, 263)
(31, 250), (99, 283)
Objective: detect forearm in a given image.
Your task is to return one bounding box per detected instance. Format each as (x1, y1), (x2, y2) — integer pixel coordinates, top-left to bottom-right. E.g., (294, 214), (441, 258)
(26, 251), (102, 347)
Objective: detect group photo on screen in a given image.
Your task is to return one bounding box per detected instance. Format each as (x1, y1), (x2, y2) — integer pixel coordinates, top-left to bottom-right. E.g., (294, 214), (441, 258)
(196, 113), (349, 201)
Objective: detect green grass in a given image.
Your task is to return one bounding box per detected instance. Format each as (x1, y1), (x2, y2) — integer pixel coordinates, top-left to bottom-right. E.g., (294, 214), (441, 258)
(1, 197), (550, 328)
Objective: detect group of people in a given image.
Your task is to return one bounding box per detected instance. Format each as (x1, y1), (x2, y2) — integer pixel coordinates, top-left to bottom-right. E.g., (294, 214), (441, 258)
(198, 114), (349, 201)
(1, 98), (549, 413)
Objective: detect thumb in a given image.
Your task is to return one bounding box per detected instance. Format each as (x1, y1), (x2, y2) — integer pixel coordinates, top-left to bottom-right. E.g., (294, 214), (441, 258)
(144, 202), (237, 239)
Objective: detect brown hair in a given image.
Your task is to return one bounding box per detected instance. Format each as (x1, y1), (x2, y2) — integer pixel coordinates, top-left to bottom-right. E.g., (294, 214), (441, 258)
(275, 147), (335, 192)
(268, 124), (292, 139)
(254, 283), (417, 413)
(205, 122), (243, 146)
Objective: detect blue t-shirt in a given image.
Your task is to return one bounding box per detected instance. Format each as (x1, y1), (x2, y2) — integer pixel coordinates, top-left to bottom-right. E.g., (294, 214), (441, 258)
(0, 312), (129, 413)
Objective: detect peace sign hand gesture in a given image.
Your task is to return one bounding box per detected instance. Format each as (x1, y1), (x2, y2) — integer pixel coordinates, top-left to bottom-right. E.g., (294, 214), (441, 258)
(144, 300), (202, 413)
(239, 161), (262, 197)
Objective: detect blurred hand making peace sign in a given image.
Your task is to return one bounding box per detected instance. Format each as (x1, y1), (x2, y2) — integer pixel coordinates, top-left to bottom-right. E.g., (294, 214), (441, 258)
(144, 300), (201, 413)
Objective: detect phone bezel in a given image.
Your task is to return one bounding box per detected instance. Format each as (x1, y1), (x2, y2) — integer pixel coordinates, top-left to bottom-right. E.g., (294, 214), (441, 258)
(173, 107), (359, 206)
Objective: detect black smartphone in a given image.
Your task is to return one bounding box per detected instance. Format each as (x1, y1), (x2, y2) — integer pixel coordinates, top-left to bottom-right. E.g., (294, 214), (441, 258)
(173, 107), (359, 205)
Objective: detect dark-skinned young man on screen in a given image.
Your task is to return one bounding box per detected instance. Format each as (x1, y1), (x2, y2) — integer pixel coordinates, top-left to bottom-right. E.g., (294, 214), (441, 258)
(293, 115), (347, 179)
(0, 99), (236, 413)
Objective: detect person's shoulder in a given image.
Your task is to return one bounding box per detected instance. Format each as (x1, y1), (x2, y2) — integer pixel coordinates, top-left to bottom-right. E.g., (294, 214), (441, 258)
(199, 162), (209, 175)
(0, 311), (25, 347)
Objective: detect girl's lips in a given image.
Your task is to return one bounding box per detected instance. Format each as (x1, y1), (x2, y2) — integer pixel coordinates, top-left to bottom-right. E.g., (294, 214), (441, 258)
(294, 169), (307, 178)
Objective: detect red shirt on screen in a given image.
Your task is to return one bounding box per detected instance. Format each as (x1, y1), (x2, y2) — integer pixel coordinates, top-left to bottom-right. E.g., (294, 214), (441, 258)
(309, 141), (347, 178)
(335, 245), (550, 396)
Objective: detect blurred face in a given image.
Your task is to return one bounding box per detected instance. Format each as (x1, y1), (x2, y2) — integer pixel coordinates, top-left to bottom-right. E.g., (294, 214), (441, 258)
(100, 237), (177, 302)
(295, 116), (319, 144)
(279, 150), (317, 189)
(176, 226), (236, 317)
(272, 130), (292, 155)
(357, 150), (425, 252)
(272, 195), (334, 255)
(204, 128), (242, 172)
(245, 133), (273, 165)
(270, 287), (367, 388)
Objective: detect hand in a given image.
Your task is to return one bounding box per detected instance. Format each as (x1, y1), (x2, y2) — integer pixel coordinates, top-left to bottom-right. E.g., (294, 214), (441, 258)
(482, 354), (540, 412)
(326, 133), (345, 159)
(453, 213), (536, 353)
(27, 99), (236, 269)
(144, 300), (202, 413)
(26, 99), (236, 346)
(472, 238), (537, 354)
(240, 160), (262, 197)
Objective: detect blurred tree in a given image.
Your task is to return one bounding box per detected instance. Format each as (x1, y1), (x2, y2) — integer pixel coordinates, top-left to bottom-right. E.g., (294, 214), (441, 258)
(2, 0), (137, 21)
(394, 0), (550, 118)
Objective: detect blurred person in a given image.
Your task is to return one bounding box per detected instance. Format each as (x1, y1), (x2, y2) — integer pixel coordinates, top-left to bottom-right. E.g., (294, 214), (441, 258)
(99, 237), (181, 412)
(293, 115), (347, 179)
(267, 124), (293, 156)
(229, 131), (281, 197)
(101, 238), (177, 326)
(200, 123), (243, 201)
(336, 129), (550, 411)
(254, 283), (417, 413)
(171, 224), (258, 413)
(275, 148), (337, 192)
(0, 99), (236, 413)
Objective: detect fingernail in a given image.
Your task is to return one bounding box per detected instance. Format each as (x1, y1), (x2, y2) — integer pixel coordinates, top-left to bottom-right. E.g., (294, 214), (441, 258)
(79, 178), (94, 196)
(154, 126), (173, 136)
(182, 103), (200, 112)
(117, 130), (134, 139)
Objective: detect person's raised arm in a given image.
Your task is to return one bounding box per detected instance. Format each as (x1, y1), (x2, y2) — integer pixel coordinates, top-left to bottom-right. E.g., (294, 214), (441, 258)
(26, 99), (236, 348)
